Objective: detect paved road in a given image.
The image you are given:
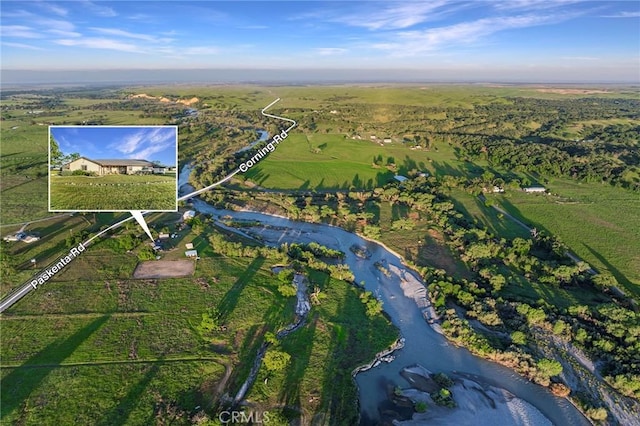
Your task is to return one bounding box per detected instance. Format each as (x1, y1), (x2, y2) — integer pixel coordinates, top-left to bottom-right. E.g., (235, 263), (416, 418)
(0, 214), (135, 313)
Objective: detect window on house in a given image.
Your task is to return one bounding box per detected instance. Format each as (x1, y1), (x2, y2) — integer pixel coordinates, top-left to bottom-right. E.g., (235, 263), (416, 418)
(81, 165), (87, 171)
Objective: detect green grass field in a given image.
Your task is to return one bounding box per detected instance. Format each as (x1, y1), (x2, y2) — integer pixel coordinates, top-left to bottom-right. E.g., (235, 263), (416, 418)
(1, 219), (396, 424)
(244, 133), (470, 190)
(1, 96), (170, 223)
(487, 179), (640, 295)
(49, 175), (177, 211)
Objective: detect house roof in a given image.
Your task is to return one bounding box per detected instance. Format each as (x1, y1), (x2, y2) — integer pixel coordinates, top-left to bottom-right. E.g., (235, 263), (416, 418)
(67, 157), (153, 167)
(92, 159), (154, 167)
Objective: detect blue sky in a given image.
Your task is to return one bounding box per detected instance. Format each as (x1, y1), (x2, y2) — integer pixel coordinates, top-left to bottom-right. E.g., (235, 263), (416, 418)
(51, 126), (177, 166)
(2, 1), (639, 82)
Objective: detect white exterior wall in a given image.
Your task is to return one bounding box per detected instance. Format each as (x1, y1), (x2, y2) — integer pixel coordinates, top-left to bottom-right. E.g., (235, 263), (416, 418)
(67, 158), (101, 174)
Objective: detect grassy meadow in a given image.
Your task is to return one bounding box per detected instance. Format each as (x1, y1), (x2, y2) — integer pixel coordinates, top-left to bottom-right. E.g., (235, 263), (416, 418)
(486, 178), (640, 295)
(49, 174), (177, 211)
(243, 132), (468, 190)
(1, 216), (397, 424)
(1, 93), (171, 223)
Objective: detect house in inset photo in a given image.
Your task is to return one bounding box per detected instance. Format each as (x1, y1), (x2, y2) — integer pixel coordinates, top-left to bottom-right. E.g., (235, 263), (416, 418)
(49, 125), (178, 212)
(65, 157), (156, 175)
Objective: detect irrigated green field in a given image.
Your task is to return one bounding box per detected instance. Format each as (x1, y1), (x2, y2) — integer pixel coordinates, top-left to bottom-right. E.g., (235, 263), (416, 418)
(49, 174), (177, 211)
(487, 179), (640, 295)
(244, 133), (467, 190)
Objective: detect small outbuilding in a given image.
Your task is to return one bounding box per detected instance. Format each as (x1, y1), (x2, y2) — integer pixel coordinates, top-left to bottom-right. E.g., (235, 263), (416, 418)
(523, 186), (546, 193)
(185, 243), (194, 250)
(185, 249), (198, 258)
(394, 175), (408, 183)
(183, 210), (196, 221)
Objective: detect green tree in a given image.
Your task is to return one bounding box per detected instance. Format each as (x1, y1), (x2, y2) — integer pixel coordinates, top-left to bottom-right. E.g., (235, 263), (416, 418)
(263, 349), (291, 372)
(537, 358), (562, 378)
(489, 274), (506, 293)
(511, 331), (527, 345)
(50, 135), (64, 167)
(277, 283), (297, 298)
(137, 245), (156, 261)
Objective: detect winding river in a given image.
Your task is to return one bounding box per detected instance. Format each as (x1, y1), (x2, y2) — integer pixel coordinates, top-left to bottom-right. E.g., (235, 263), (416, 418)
(179, 158), (590, 425)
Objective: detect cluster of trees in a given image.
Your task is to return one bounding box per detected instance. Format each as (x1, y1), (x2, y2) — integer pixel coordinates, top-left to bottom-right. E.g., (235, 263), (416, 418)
(283, 242), (344, 260)
(459, 136), (637, 190)
(359, 291), (383, 318)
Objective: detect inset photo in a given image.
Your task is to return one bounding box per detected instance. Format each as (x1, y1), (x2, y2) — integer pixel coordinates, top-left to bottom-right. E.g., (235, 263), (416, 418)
(49, 126), (178, 211)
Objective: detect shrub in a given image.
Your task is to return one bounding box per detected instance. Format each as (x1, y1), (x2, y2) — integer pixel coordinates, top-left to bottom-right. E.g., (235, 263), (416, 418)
(263, 350), (291, 372)
(585, 407), (608, 421)
(433, 372), (454, 388)
(510, 331), (527, 345)
(550, 383), (570, 397)
(431, 388), (456, 407)
(71, 170), (96, 176)
(277, 283), (297, 298)
(415, 401), (427, 413)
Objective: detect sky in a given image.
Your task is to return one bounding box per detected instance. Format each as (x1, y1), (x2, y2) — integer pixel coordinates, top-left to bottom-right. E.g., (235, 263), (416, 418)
(51, 126), (177, 166)
(1, 1), (639, 83)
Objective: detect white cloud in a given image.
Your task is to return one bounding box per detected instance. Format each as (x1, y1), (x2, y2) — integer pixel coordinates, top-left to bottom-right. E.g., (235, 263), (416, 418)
(36, 18), (75, 32)
(315, 47), (348, 56)
(48, 29), (82, 38)
(296, 1), (463, 31)
(36, 2), (69, 17)
(601, 11), (640, 18)
(122, 128), (176, 160)
(1, 10), (35, 19)
(492, 0), (583, 11)
(54, 37), (140, 53)
(117, 130), (146, 154)
(2, 41), (44, 50)
(1, 25), (42, 39)
(80, 1), (117, 17)
(89, 27), (161, 42)
(368, 14), (568, 56)
(182, 46), (220, 55)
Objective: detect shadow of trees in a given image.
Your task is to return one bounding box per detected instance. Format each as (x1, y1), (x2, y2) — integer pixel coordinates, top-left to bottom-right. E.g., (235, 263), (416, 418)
(1, 315), (110, 420)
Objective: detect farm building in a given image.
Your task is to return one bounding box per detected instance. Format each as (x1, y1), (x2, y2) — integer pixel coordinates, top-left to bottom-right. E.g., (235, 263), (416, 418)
(65, 157), (155, 175)
(185, 249), (198, 258)
(394, 175), (408, 183)
(183, 210), (196, 221)
(523, 186), (547, 193)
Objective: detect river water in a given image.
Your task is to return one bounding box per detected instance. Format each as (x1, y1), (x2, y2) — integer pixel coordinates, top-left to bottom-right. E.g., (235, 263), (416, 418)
(178, 164), (590, 426)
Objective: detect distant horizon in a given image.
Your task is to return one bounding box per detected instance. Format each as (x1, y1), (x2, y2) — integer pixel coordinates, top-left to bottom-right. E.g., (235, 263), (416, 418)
(2, 68), (639, 87)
